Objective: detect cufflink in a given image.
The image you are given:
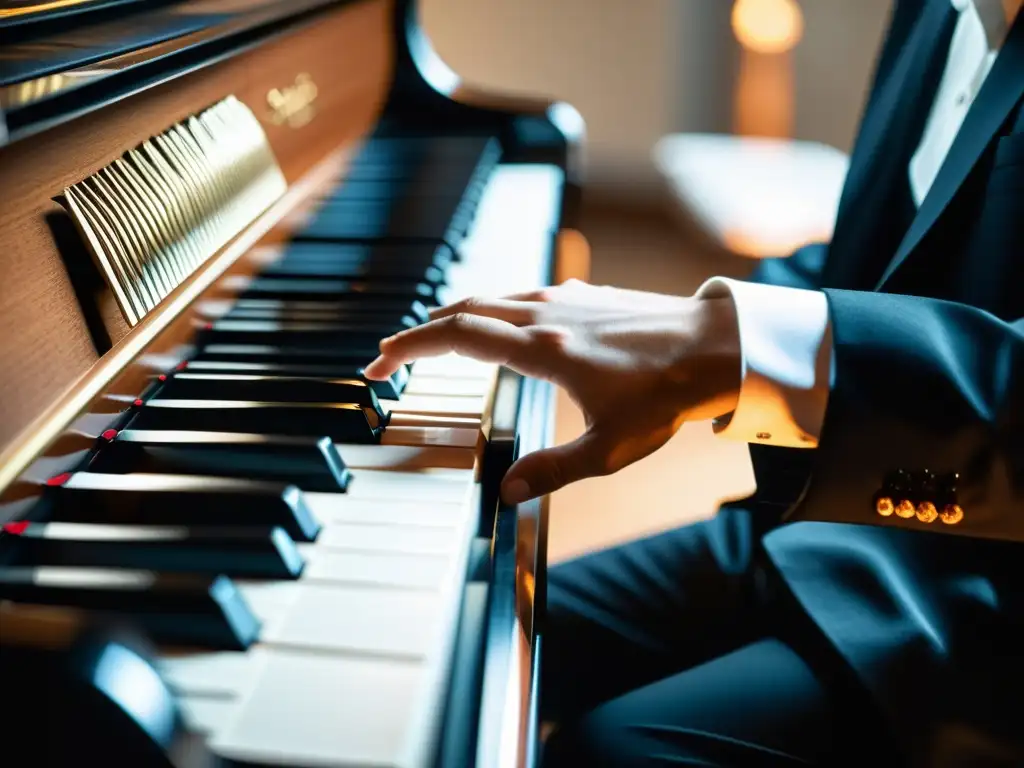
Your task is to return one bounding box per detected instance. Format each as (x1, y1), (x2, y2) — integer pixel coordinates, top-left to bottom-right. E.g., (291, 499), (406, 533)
(916, 501), (938, 523)
(894, 499), (916, 519)
(940, 504), (964, 525)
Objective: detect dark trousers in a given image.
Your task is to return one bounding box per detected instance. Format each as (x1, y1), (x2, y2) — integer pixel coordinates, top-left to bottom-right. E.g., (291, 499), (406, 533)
(540, 508), (900, 767)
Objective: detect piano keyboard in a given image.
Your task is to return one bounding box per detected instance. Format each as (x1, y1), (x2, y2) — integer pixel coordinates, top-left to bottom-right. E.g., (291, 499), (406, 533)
(0, 134), (563, 767)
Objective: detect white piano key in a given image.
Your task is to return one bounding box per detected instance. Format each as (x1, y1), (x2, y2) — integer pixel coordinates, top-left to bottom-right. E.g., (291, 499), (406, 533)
(403, 375), (493, 397)
(382, 425), (479, 448)
(335, 443), (476, 470)
(313, 521), (465, 556)
(238, 581), (447, 659)
(306, 495), (467, 527)
(179, 695), (239, 736)
(382, 394), (487, 418)
(299, 549), (453, 590)
(212, 651), (436, 768)
(159, 650), (261, 697)
(410, 353), (496, 379)
(387, 413), (480, 429)
(339, 469), (475, 501)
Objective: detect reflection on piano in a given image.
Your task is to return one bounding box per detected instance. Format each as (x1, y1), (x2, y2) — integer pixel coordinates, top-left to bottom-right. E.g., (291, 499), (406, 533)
(0, 1), (585, 765)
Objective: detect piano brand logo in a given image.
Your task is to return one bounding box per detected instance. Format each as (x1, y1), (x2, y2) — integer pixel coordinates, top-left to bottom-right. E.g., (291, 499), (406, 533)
(267, 73), (318, 129)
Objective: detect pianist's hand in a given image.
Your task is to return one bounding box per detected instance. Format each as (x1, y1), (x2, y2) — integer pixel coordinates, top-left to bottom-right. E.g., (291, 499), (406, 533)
(364, 279), (742, 505)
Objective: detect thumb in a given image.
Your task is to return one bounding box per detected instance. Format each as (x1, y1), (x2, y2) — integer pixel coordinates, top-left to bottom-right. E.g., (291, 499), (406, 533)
(500, 430), (611, 505)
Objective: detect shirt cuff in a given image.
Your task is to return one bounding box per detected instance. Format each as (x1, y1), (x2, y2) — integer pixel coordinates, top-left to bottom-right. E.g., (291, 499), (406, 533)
(696, 276), (834, 448)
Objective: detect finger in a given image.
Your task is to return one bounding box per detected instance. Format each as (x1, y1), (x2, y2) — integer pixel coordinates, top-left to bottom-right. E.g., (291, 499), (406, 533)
(500, 430), (612, 504)
(428, 298), (542, 326)
(363, 314), (567, 381)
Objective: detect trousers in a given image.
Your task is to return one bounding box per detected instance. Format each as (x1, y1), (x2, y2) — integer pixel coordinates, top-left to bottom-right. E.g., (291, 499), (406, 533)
(540, 508), (901, 767)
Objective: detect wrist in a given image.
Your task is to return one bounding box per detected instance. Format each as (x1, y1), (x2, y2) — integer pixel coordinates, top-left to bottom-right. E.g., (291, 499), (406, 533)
(682, 297), (742, 421)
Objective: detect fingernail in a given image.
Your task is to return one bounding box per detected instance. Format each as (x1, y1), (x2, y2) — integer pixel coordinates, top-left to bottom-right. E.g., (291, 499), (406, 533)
(501, 479), (532, 505)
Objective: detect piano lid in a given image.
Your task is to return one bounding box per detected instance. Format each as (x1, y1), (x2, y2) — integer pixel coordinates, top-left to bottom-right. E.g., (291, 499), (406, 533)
(0, 0), (347, 145)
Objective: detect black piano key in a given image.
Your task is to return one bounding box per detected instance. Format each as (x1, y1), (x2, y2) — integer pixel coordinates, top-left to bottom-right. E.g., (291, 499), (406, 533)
(294, 206), (464, 246)
(0, 567), (260, 651)
(3, 521), (304, 580)
(129, 399), (385, 442)
(258, 261), (447, 285)
(46, 471), (321, 542)
(158, 373), (382, 409)
(223, 298), (431, 323)
(321, 179), (471, 204)
(221, 307), (421, 326)
(92, 430), (351, 492)
(179, 358), (408, 399)
(271, 241), (453, 269)
(196, 318), (416, 350)
(236, 277), (439, 304)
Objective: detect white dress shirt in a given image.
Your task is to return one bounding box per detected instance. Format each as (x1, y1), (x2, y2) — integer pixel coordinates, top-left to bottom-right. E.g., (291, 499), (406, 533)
(696, 0), (1020, 449)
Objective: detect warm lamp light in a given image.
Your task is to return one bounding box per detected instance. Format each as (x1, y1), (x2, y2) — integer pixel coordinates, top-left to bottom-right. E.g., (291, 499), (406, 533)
(732, 0), (804, 54)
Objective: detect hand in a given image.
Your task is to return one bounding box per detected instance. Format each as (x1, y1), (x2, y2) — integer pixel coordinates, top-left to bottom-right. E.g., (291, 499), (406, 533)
(364, 279), (742, 505)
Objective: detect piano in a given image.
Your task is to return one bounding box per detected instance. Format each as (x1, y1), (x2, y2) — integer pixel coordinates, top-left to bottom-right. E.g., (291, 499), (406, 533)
(0, 1), (586, 766)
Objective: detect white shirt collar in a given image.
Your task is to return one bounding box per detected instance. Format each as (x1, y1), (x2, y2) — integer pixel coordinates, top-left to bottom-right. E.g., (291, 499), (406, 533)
(951, 0), (1016, 49)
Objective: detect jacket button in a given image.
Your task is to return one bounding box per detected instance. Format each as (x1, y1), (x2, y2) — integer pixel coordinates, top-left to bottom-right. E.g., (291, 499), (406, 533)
(894, 499), (916, 518)
(940, 504), (964, 525)
(916, 501), (938, 523)
(876, 496), (894, 516)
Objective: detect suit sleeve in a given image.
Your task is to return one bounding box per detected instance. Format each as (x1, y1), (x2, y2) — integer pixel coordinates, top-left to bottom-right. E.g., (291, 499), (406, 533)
(791, 289), (1024, 541)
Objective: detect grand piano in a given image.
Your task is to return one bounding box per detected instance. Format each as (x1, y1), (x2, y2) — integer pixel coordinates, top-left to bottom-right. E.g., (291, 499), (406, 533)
(0, 2), (585, 766)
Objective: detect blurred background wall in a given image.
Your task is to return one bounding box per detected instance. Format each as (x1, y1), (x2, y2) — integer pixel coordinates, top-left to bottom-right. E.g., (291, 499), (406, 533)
(421, 0), (892, 198)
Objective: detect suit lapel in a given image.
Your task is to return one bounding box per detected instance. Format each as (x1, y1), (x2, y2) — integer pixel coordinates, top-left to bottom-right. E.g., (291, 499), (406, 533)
(823, 1), (957, 288)
(877, 14), (1024, 288)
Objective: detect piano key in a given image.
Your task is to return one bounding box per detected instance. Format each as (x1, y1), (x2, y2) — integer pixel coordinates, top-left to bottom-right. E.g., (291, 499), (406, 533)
(333, 443), (475, 470)
(3, 521), (304, 580)
(128, 399), (385, 443)
(259, 261), (447, 284)
(257, 241), (452, 266)
(177, 696), (240, 736)
(306, 495), (468, 528)
(227, 276), (440, 304)
(298, 549), (454, 590)
(294, 199), (467, 246)
(210, 650), (440, 768)
(381, 424), (479, 449)
(407, 352), (498, 380)
(308, 523), (463, 557)
(402, 375), (493, 398)
(159, 649), (262, 698)
(381, 394), (487, 419)
(197, 318), (415, 350)
(46, 472), (321, 542)
(386, 413), (481, 430)
(92, 430), (352, 492)
(180, 358), (408, 400)
(204, 296), (432, 324)
(236, 581), (450, 658)
(158, 373), (384, 408)
(0, 567), (260, 651)
(322, 468), (474, 503)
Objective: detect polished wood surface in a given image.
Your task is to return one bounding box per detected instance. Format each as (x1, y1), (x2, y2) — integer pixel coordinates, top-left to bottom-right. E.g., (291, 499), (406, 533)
(0, 0), (393, 454)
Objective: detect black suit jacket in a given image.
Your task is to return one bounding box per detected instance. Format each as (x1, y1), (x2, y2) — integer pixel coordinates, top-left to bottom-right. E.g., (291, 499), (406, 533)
(732, 1), (1024, 764)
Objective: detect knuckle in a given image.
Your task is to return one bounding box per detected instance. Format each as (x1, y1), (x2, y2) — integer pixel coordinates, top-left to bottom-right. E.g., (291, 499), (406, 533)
(530, 325), (571, 351)
(447, 312), (477, 331)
